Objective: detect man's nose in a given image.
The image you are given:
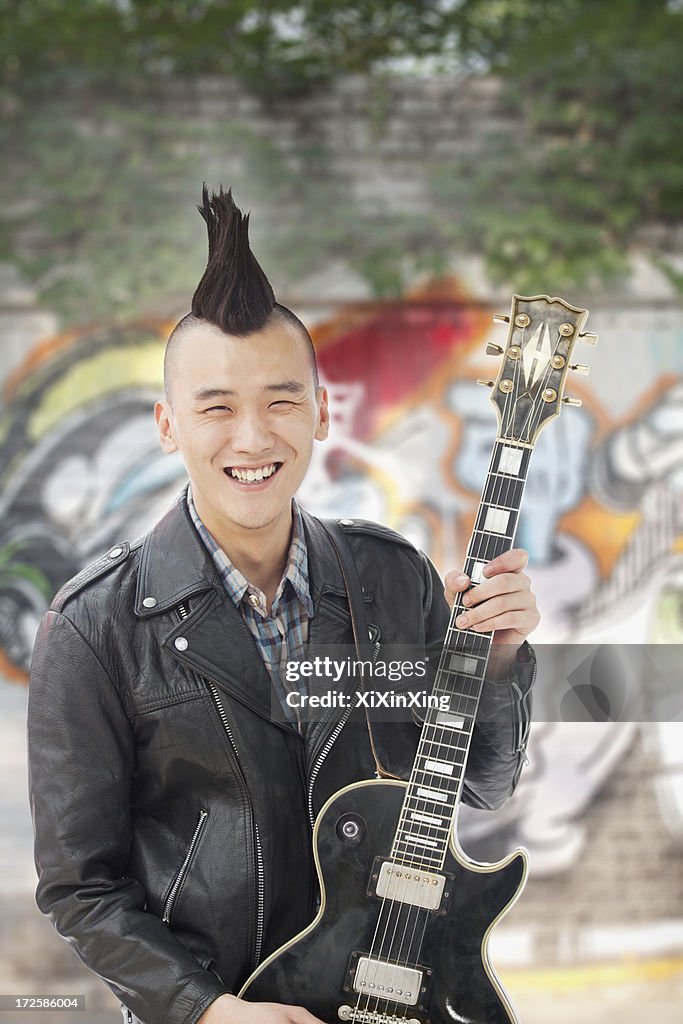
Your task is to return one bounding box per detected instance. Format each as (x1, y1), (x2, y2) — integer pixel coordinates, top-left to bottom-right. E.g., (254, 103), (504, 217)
(230, 409), (274, 452)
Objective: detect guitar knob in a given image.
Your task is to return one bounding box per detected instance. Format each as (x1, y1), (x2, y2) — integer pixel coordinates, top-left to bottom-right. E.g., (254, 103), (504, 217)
(485, 343), (504, 356)
(493, 313), (510, 324)
(477, 378), (495, 388)
(579, 331), (598, 346)
(562, 396), (582, 407)
(336, 813), (366, 845)
(569, 363), (590, 375)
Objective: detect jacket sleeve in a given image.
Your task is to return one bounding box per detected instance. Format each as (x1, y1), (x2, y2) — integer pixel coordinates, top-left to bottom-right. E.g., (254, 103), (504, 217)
(27, 609), (230, 1024)
(420, 551), (535, 811)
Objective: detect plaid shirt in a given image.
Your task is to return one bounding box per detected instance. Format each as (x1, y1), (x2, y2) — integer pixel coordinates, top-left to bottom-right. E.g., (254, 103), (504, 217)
(186, 484), (314, 731)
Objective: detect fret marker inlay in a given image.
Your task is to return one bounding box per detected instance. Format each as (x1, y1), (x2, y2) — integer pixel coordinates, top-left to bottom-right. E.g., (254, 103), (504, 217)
(417, 787), (449, 803)
(403, 833), (439, 848)
(471, 561), (486, 583)
(424, 760), (454, 776)
(499, 446), (524, 475)
(484, 507), (510, 534)
(410, 812), (444, 827)
(435, 712), (465, 729)
(450, 654), (479, 674)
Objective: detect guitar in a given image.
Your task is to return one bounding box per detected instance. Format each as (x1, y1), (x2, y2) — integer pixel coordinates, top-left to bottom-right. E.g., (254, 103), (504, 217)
(239, 294), (597, 1024)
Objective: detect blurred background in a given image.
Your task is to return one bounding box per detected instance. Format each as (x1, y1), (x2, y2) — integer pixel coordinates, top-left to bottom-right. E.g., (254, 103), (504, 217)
(1, 1), (682, 1021)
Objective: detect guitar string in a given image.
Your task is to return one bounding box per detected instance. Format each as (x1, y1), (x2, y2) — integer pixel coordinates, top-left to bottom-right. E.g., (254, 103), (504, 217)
(372, 328), (531, 1022)
(353, 323), (530, 1023)
(369, 323), (566, 1023)
(351, 329), (527, 1022)
(367, 324), (563, 1022)
(352, 314), (570, 1022)
(378, 326), (557, 1024)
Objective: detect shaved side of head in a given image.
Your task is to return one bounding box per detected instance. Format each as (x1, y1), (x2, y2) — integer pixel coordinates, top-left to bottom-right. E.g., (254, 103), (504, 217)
(163, 185), (319, 401)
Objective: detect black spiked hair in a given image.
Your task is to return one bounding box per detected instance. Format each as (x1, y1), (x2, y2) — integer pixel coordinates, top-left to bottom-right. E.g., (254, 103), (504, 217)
(191, 182), (275, 333)
(164, 183), (319, 395)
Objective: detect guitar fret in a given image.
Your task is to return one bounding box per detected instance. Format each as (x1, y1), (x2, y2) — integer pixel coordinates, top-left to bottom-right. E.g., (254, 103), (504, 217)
(433, 682), (481, 699)
(478, 500), (519, 515)
(472, 525), (515, 540)
(420, 737), (470, 755)
(420, 734), (469, 750)
(417, 751), (466, 766)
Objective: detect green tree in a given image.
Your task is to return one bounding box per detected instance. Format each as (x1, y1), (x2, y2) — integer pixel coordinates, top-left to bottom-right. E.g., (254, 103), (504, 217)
(0, 0), (681, 323)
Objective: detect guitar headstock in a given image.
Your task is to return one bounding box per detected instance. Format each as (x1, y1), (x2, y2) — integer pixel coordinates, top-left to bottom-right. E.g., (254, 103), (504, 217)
(479, 294), (597, 445)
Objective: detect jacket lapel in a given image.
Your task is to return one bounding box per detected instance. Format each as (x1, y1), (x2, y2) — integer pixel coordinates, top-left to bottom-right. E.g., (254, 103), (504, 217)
(134, 489), (372, 737)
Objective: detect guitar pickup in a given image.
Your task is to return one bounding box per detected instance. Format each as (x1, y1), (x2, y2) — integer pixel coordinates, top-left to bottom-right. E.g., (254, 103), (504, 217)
(367, 857), (453, 914)
(344, 950), (431, 1010)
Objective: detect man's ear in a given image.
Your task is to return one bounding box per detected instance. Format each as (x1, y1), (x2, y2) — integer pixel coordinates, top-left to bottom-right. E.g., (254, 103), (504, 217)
(155, 400), (178, 454)
(314, 386), (330, 442)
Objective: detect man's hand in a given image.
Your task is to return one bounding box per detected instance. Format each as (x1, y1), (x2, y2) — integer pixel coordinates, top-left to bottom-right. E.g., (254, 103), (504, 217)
(444, 548), (539, 678)
(197, 993), (325, 1023)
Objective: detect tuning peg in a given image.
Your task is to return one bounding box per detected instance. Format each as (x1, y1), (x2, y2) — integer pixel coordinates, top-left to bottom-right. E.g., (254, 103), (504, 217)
(562, 396), (582, 407)
(486, 342), (504, 356)
(493, 314), (510, 325)
(477, 378), (495, 388)
(569, 363), (590, 375)
(579, 332), (598, 346)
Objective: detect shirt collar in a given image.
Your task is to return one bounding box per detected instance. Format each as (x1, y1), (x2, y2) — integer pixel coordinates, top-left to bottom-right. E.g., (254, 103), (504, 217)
(186, 483), (313, 617)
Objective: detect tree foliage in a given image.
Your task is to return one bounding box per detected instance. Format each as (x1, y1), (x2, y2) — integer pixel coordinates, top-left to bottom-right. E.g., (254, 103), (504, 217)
(0, 0), (681, 323)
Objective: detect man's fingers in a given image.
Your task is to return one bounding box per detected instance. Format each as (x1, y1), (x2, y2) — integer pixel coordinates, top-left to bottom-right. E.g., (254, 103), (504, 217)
(444, 571), (470, 608)
(482, 548), (529, 576)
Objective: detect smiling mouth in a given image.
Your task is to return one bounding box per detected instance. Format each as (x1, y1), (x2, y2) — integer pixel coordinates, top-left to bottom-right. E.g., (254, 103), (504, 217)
(225, 462), (283, 484)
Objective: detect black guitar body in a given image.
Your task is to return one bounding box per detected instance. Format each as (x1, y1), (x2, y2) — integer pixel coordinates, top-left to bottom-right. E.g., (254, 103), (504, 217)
(240, 779), (527, 1024)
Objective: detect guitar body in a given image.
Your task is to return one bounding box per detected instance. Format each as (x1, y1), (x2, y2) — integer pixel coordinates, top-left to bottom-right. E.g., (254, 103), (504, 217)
(240, 780), (527, 1024)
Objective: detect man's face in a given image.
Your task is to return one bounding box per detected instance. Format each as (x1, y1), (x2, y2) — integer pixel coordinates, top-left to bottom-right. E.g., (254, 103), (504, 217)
(155, 319), (329, 541)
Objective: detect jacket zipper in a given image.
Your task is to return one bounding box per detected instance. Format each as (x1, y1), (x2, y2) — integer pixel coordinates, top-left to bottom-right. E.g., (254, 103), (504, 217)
(162, 808), (209, 924)
(175, 602), (265, 970)
(306, 708), (352, 830)
(253, 822), (265, 968)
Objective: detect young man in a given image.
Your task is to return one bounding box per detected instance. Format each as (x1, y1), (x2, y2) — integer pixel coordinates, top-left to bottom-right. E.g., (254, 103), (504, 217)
(28, 186), (539, 1024)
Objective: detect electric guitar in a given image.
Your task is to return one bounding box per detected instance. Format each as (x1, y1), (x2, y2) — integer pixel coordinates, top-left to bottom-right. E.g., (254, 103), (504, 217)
(239, 294), (597, 1024)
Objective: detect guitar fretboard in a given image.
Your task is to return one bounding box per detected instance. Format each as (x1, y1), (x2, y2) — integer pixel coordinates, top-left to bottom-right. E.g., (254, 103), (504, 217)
(390, 439), (532, 870)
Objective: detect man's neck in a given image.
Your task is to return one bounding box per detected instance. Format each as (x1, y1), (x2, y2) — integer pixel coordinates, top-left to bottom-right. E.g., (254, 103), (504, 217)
(193, 493), (293, 606)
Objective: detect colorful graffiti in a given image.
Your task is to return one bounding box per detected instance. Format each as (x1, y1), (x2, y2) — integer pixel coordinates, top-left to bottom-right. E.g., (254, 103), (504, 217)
(2, 281), (682, 870)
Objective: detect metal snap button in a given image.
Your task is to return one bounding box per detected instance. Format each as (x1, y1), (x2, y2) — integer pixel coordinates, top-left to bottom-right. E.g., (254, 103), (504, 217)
(142, 597), (157, 608)
(174, 637), (189, 652)
(338, 518), (354, 526)
(109, 546), (123, 558)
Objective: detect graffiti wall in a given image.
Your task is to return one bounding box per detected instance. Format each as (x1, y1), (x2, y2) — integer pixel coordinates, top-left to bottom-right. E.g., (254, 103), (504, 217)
(1, 278), (682, 1018)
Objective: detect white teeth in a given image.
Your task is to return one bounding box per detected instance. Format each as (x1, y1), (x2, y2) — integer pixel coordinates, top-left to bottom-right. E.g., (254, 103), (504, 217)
(230, 463), (278, 483)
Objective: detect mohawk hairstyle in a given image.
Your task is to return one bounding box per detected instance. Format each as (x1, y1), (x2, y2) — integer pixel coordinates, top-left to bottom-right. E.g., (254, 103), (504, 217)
(164, 183), (319, 395)
(191, 182), (275, 333)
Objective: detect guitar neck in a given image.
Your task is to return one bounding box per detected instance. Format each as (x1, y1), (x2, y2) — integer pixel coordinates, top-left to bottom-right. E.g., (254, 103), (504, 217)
(390, 439), (533, 870)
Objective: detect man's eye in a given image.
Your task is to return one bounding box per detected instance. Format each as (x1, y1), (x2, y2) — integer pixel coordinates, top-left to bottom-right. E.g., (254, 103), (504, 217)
(270, 400), (295, 408)
(205, 405), (232, 413)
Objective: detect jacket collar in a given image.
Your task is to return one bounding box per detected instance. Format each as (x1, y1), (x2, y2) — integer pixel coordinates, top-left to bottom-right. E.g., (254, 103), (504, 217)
(134, 486), (375, 739)
(134, 485), (348, 618)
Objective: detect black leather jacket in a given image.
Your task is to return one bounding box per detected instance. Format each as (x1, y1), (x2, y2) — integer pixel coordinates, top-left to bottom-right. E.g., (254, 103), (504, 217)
(28, 489), (535, 1024)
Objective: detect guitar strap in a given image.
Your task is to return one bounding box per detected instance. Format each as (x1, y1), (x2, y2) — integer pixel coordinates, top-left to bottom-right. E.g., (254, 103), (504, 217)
(318, 518), (402, 780)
